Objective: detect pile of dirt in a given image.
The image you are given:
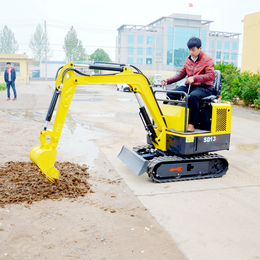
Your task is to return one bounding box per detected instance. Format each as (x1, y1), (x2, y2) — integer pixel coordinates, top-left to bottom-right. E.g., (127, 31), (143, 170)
(0, 161), (92, 207)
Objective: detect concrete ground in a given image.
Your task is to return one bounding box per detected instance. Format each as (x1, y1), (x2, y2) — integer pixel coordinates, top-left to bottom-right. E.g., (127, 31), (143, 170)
(3, 80), (260, 260)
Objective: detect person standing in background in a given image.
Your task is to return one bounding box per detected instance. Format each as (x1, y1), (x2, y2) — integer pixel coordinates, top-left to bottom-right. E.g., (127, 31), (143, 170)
(4, 62), (17, 101)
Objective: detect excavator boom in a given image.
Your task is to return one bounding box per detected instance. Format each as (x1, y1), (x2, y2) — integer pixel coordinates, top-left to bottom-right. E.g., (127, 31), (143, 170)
(29, 62), (166, 182)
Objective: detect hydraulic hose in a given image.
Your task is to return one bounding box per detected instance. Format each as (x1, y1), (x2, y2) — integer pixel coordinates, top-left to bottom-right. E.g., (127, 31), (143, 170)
(44, 88), (60, 129)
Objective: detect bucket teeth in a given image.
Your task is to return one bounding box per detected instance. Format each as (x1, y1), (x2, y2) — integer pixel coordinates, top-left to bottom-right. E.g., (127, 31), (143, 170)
(42, 166), (59, 183)
(29, 145), (60, 183)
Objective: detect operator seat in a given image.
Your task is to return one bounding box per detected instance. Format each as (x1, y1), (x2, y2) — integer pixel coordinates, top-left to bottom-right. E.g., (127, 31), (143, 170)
(201, 70), (222, 102)
(195, 70), (222, 131)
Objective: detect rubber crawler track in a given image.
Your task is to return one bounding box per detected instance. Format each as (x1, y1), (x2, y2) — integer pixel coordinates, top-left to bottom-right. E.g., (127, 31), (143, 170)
(133, 145), (228, 183)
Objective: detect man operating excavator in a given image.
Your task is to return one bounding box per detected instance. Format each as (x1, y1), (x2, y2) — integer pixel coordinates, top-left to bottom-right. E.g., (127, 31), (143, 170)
(161, 37), (215, 132)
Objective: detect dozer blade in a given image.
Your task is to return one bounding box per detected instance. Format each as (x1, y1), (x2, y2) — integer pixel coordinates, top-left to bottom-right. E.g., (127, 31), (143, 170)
(117, 145), (149, 176)
(29, 145), (60, 183)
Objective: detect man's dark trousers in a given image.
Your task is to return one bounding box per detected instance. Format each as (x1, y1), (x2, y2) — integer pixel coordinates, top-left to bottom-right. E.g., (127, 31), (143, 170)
(6, 81), (17, 99)
(167, 85), (212, 125)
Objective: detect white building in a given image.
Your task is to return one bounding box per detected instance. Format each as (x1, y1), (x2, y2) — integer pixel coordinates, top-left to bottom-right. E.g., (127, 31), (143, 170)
(116, 13), (240, 74)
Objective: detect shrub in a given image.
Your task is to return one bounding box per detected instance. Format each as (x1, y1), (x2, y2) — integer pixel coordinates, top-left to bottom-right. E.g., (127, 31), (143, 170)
(214, 62), (240, 102)
(240, 71), (260, 105)
(254, 87), (260, 108)
(214, 62), (260, 108)
(0, 83), (6, 91)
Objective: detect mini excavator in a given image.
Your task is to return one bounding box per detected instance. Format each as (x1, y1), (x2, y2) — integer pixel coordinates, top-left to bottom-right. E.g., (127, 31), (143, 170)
(29, 62), (232, 183)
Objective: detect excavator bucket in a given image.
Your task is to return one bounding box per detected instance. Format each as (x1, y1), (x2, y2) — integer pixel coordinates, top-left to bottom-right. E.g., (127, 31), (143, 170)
(117, 146), (149, 176)
(29, 145), (60, 183)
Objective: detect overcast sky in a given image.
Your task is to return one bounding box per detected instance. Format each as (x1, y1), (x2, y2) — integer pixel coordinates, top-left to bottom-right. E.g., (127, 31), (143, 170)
(0, 0), (259, 66)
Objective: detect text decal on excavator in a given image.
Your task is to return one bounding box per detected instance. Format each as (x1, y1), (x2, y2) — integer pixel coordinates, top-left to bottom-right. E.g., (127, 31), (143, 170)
(204, 136), (218, 143)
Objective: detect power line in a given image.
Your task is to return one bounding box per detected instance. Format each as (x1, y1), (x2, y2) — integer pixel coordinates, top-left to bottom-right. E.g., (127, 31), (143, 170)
(47, 19), (116, 30)
(0, 19), (243, 41)
(0, 19), (244, 61)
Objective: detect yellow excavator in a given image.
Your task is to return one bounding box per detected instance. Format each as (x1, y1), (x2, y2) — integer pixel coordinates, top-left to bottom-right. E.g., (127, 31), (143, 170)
(29, 62), (231, 183)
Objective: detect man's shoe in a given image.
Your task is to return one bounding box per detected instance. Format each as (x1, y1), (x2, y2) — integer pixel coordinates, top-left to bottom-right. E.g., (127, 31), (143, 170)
(12, 98), (17, 101)
(187, 124), (195, 132)
(7, 98), (10, 101)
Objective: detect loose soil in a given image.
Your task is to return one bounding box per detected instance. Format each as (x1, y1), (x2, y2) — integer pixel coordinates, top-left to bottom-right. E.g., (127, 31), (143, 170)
(0, 162), (92, 208)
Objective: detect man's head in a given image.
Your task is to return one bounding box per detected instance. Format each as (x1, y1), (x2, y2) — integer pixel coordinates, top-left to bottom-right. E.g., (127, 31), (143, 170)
(187, 37), (202, 59)
(6, 62), (11, 69)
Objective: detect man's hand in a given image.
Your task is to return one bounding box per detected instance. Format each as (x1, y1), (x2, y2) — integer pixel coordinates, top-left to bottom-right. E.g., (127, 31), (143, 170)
(161, 79), (167, 86)
(187, 76), (194, 84)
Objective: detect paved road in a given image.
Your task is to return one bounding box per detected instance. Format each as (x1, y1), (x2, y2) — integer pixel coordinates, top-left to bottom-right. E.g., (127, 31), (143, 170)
(2, 81), (260, 260)
(69, 84), (260, 260)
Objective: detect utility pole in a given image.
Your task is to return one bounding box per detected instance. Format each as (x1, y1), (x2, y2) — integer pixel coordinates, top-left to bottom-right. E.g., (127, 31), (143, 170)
(44, 20), (47, 80)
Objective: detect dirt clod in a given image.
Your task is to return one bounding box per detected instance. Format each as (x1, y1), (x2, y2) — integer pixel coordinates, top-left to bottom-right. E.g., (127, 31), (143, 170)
(0, 161), (92, 207)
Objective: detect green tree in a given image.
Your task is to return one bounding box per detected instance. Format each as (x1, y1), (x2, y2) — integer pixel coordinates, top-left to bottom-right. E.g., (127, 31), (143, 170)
(76, 40), (88, 61)
(89, 48), (111, 63)
(29, 24), (53, 63)
(0, 25), (19, 53)
(63, 26), (87, 61)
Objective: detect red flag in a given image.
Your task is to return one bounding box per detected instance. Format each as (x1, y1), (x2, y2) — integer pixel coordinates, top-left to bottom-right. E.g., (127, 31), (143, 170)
(189, 3), (193, 7)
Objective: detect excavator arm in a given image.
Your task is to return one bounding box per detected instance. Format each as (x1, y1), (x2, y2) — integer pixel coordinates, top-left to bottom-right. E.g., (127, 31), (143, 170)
(29, 62), (167, 183)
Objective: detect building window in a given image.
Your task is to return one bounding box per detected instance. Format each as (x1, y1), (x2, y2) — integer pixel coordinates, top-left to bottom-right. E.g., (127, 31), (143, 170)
(232, 42), (238, 50)
(146, 47), (152, 56)
(128, 46), (134, 55)
(224, 52), (229, 60)
(224, 41), (230, 50)
(156, 36), (162, 45)
(146, 58), (152, 64)
(232, 52), (237, 60)
(224, 62), (229, 65)
(0, 62), (20, 76)
(156, 47), (162, 56)
(13, 63), (20, 76)
(167, 27), (174, 65)
(127, 57), (134, 63)
(137, 35), (143, 44)
(137, 58), (143, 64)
(209, 41), (214, 49)
(137, 47), (143, 55)
(231, 62), (236, 67)
(147, 36), (153, 45)
(216, 51), (221, 59)
(128, 35), (134, 44)
(174, 27), (200, 67)
(0, 62), (6, 76)
(201, 30), (207, 52)
(217, 41), (222, 49)
(208, 51), (214, 58)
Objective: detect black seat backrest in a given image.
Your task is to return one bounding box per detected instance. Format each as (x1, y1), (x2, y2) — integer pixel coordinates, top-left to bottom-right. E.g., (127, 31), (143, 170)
(212, 70), (222, 97)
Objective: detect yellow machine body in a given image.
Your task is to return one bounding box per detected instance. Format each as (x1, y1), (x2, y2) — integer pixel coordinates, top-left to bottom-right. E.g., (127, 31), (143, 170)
(161, 104), (189, 132)
(29, 62), (232, 183)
